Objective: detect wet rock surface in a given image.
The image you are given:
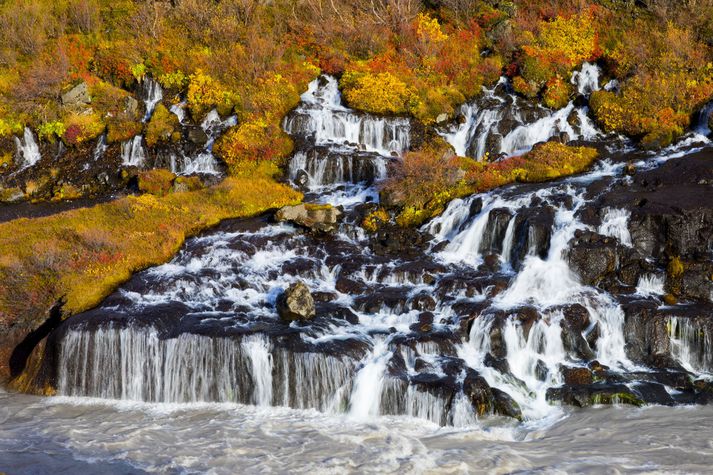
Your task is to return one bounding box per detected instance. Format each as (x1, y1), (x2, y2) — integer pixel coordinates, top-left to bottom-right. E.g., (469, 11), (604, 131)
(275, 203), (343, 233)
(13, 75), (713, 426)
(277, 281), (316, 322)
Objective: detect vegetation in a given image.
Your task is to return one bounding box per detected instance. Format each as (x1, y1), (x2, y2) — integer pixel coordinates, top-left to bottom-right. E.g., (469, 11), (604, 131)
(0, 170), (302, 328)
(0, 0), (711, 153)
(386, 142), (599, 226)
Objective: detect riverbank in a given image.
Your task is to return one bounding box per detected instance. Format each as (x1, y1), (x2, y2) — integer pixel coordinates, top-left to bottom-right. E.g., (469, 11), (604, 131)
(0, 169), (302, 387)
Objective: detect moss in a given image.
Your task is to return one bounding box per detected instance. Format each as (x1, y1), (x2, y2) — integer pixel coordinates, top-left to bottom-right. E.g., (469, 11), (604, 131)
(173, 175), (204, 193)
(391, 142), (599, 227)
(51, 184), (83, 201)
(137, 169), (177, 196)
(145, 103), (178, 147)
(668, 256), (685, 279)
(0, 173), (303, 331)
(0, 152), (12, 173)
(591, 392), (644, 407)
(362, 208), (390, 233)
(0, 186), (24, 203)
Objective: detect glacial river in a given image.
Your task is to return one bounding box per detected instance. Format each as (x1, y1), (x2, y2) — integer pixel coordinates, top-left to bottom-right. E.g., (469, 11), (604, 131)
(2, 389), (713, 474)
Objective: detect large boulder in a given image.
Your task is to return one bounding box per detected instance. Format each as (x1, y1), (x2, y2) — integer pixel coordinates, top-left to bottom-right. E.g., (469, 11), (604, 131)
(277, 281), (316, 322)
(61, 82), (91, 106)
(275, 203), (343, 233)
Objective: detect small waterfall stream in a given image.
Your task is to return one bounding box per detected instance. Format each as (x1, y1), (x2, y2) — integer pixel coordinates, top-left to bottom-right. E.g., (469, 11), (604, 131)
(441, 63), (603, 160)
(51, 74), (713, 427)
(14, 127), (42, 169)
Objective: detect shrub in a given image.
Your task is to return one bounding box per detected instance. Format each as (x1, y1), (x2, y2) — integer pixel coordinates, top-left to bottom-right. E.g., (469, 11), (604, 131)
(341, 71), (416, 115)
(107, 119), (142, 144)
(214, 118), (294, 172)
(145, 104), (178, 147)
(61, 113), (104, 146)
(187, 70), (239, 119)
(37, 121), (67, 142)
(137, 169), (176, 196)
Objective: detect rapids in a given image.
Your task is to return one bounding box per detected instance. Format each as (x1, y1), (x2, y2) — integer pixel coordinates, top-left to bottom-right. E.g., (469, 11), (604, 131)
(11, 69), (713, 471)
(2, 388), (713, 474)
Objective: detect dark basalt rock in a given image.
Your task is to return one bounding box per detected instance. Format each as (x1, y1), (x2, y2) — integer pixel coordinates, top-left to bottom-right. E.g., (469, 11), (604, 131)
(370, 224), (431, 258)
(546, 383), (644, 407)
(510, 206), (555, 269)
(561, 366), (594, 385)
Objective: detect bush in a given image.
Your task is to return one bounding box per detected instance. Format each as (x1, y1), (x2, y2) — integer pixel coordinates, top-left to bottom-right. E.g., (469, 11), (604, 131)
(61, 112), (104, 146)
(214, 118), (294, 172)
(138, 169), (176, 196)
(145, 104), (178, 147)
(341, 71), (416, 115)
(107, 119), (142, 144)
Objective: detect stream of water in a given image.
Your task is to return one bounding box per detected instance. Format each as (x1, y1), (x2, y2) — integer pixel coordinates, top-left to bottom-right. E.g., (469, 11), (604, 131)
(4, 68), (713, 473)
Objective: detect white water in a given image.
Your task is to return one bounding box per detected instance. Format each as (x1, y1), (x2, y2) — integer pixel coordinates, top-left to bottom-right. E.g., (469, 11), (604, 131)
(142, 77), (163, 122)
(598, 207), (632, 246)
(669, 317), (713, 377)
(121, 136), (146, 167)
(4, 389), (713, 474)
(636, 274), (665, 296)
(169, 109), (236, 175)
(14, 127), (41, 169)
(283, 76), (410, 157)
(33, 72), (713, 460)
(93, 134), (108, 161)
(441, 64), (604, 160)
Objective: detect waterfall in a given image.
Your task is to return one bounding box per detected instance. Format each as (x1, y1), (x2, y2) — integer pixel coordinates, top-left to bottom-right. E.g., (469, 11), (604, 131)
(170, 109), (236, 175)
(348, 339), (391, 419)
(14, 127), (41, 169)
(636, 274), (665, 296)
(170, 102), (188, 124)
(57, 326), (356, 409)
(121, 136), (146, 167)
(598, 208), (632, 246)
(571, 62), (601, 96)
(440, 63), (604, 160)
(142, 77), (164, 122)
(669, 318), (712, 376)
(93, 134), (108, 161)
(284, 76), (410, 159)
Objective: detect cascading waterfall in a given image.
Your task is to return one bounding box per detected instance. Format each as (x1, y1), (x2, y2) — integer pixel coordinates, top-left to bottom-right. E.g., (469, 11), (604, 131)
(93, 134), (108, 161)
(169, 109), (237, 175)
(598, 207), (632, 246)
(284, 76), (408, 192)
(142, 77), (164, 122)
(14, 127), (42, 169)
(669, 318), (712, 376)
(121, 135), (146, 167)
(284, 76), (410, 158)
(50, 69), (713, 429)
(440, 63), (603, 160)
(636, 274), (665, 296)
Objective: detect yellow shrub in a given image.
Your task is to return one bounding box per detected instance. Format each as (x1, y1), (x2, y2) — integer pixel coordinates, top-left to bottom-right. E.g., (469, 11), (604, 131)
(145, 104), (178, 147)
(187, 70), (240, 118)
(213, 117), (294, 172)
(62, 113), (105, 145)
(341, 71), (416, 115)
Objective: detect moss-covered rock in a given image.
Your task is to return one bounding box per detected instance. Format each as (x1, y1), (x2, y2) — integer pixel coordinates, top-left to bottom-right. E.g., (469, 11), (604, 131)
(137, 169), (176, 196)
(145, 104), (179, 147)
